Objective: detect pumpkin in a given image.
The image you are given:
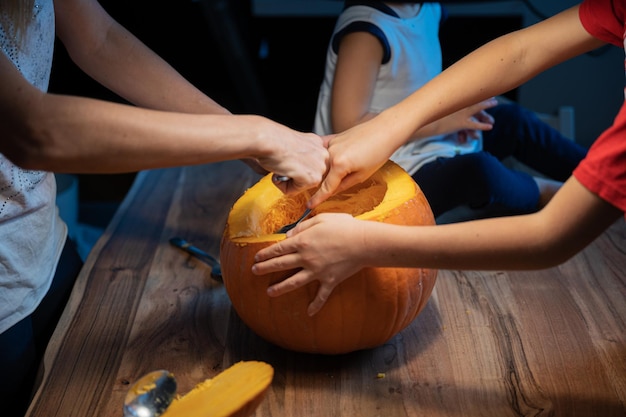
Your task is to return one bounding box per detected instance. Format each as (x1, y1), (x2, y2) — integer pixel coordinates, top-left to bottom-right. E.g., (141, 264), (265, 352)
(220, 160), (437, 354)
(161, 361), (273, 417)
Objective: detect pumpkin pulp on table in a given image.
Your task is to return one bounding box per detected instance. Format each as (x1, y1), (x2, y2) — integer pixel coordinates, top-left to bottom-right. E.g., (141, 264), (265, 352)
(220, 160), (438, 354)
(160, 361), (273, 417)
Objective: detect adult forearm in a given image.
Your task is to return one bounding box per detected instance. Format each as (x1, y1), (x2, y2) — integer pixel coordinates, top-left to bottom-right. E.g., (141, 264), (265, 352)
(11, 94), (269, 173)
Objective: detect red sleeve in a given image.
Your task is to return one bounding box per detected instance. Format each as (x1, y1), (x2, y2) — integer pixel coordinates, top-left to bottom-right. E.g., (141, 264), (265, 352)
(573, 101), (626, 213)
(579, 0), (626, 46)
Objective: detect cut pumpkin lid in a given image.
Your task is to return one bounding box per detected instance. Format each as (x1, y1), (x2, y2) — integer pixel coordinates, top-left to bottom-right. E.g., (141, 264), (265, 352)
(161, 361), (274, 417)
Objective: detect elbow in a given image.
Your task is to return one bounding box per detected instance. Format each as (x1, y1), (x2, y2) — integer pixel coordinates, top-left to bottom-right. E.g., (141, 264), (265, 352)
(3, 113), (62, 171)
(6, 144), (48, 171)
(531, 246), (577, 269)
(517, 207), (600, 270)
(9, 152), (51, 171)
(529, 233), (590, 269)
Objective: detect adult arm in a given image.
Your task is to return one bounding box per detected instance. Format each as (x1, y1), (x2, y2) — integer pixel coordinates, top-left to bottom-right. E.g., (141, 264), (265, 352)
(54, 0), (227, 114)
(0, 0), (327, 192)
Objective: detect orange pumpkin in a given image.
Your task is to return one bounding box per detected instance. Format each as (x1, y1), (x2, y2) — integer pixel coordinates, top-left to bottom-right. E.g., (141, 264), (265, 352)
(220, 160), (437, 354)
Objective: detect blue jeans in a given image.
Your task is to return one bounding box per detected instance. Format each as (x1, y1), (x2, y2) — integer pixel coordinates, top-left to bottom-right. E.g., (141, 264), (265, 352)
(412, 103), (588, 219)
(0, 238), (83, 417)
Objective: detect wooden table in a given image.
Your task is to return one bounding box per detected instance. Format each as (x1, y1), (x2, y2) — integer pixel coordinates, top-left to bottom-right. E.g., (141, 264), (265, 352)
(26, 161), (626, 417)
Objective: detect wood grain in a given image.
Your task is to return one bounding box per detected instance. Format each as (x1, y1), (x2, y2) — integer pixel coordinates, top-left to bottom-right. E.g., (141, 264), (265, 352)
(26, 161), (626, 417)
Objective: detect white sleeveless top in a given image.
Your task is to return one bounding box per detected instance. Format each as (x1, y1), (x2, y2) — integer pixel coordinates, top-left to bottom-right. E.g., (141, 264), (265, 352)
(313, 2), (481, 175)
(0, 0), (67, 333)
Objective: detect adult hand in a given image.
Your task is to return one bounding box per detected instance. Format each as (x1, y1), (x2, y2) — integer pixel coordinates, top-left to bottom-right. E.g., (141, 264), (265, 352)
(252, 213), (368, 316)
(256, 120), (329, 195)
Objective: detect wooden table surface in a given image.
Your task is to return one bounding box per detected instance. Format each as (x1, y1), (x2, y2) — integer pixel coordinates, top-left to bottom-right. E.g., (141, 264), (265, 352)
(26, 161), (626, 417)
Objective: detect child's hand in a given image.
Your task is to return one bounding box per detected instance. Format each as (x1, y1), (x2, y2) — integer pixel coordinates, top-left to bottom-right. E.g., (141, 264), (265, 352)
(309, 123), (394, 206)
(252, 213), (368, 316)
(442, 98), (496, 136)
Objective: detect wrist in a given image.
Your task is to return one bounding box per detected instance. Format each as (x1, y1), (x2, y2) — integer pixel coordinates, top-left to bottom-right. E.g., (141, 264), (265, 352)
(377, 108), (421, 150)
(241, 115), (276, 159)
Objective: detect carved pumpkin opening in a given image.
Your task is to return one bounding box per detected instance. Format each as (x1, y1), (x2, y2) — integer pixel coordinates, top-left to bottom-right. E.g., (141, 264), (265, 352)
(251, 179), (387, 236)
(221, 160), (438, 354)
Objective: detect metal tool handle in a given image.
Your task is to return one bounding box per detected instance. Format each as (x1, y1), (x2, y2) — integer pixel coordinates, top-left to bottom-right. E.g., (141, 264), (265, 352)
(272, 174), (290, 183)
(169, 237), (219, 265)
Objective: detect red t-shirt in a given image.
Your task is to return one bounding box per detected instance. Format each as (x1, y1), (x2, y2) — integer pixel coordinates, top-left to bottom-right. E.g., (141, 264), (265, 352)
(574, 0), (626, 213)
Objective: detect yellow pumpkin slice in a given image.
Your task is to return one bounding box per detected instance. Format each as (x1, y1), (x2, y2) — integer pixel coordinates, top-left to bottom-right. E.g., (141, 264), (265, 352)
(220, 160), (437, 354)
(161, 361), (273, 417)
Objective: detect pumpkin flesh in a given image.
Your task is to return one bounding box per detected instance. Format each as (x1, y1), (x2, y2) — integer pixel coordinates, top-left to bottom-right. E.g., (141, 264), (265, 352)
(160, 361), (273, 417)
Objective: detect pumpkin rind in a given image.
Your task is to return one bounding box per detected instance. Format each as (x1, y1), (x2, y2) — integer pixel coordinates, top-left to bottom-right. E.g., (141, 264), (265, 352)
(220, 160), (437, 354)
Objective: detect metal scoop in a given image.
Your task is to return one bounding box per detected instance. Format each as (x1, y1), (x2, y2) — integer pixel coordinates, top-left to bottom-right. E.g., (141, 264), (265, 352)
(272, 175), (313, 233)
(123, 370), (177, 417)
(276, 208), (312, 234)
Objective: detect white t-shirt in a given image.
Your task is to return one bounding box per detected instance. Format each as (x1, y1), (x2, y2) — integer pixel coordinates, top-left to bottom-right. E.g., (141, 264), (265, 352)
(0, 0), (67, 333)
(313, 2), (481, 175)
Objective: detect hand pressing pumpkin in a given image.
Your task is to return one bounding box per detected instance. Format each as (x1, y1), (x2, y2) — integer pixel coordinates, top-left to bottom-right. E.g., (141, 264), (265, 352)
(220, 160), (437, 354)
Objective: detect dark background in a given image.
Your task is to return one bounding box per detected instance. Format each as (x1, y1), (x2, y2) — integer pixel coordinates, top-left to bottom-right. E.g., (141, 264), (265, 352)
(49, 0), (521, 206)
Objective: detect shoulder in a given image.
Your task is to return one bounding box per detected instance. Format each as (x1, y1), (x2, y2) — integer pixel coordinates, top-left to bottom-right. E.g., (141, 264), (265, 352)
(331, 4), (394, 62)
(579, 0), (626, 46)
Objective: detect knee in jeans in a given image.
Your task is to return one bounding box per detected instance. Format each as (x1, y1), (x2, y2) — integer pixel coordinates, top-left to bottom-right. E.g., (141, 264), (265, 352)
(461, 155), (513, 205)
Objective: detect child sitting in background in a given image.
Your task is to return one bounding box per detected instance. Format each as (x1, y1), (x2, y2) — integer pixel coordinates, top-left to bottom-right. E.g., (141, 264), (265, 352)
(313, 1), (587, 221)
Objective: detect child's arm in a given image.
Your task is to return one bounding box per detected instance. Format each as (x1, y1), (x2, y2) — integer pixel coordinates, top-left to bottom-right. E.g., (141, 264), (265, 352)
(330, 32), (496, 141)
(310, 5), (605, 207)
(253, 176), (623, 315)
